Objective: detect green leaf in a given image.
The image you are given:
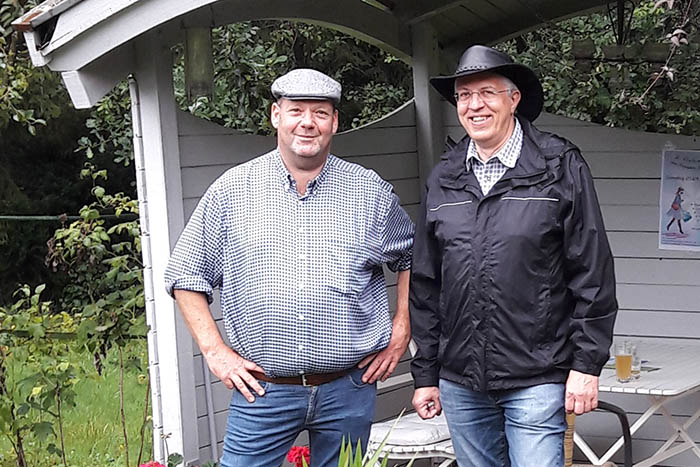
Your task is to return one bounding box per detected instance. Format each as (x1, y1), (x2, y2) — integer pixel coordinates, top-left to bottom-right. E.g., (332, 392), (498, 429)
(27, 322), (45, 339)
(167, 453), (184, 467)
(31, 421), (55, 441)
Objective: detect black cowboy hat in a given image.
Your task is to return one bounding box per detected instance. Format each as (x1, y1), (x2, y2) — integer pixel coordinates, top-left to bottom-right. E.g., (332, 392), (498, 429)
(430, 45), (544, 121)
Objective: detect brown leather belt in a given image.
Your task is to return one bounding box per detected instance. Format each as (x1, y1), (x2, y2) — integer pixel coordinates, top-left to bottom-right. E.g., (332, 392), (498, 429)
(251, 368), (354, 387)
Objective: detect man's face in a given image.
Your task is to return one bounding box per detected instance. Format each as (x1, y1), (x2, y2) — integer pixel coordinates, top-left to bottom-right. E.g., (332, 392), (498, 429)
(455, 72), (521, 151)
(271, 99), (338, 160)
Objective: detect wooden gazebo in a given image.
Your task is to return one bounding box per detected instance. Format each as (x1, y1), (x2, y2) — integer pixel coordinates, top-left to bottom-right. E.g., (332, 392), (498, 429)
(14, 1), (700, 465)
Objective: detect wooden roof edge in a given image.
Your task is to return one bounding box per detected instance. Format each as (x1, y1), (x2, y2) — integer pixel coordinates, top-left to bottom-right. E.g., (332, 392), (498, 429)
(11, 0), (84, 32)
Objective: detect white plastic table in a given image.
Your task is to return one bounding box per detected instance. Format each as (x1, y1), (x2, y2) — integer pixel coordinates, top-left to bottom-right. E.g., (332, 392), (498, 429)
(574, 338), (700, 466)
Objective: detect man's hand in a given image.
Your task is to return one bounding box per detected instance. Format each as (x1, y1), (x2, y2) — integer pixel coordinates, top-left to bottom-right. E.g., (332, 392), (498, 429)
(413, 386), (442, 419)
(565, 370), (599, 415)
(358, 319), (410, 383)
(204, 342), (266, 403)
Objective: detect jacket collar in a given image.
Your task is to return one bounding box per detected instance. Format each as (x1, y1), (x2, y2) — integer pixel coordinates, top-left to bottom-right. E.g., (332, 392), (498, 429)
(439, 116), (549, 191)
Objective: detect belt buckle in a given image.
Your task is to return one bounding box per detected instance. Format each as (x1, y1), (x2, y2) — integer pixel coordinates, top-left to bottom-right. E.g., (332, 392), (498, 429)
(301, 374), (309, 386)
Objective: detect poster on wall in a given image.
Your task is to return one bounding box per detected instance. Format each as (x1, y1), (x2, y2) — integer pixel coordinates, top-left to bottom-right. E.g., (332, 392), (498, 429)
(659, 149), (700, 251)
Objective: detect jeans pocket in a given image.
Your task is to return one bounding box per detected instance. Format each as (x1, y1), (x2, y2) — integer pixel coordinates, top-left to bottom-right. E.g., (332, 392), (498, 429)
(347, 369), (370, 389)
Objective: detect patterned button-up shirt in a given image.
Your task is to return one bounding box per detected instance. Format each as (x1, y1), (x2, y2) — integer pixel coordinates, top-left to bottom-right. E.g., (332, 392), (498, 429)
(165, 150), (414, 377)
(466, 118), (523, 195)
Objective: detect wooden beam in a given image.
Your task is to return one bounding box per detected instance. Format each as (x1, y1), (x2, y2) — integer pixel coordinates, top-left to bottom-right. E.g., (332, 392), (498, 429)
(132, 30), (198, 465)
(60, 42), (134, 108)
(411, 22), (444, 187)
(394, 0), (464, 25)
(440, 0), (613, 58)
(209, 0), (411, 62)
(41, 0), (410, 72)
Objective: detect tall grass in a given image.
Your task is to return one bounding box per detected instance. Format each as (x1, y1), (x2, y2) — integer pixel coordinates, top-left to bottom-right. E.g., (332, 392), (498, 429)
(0, 340), (152, 467)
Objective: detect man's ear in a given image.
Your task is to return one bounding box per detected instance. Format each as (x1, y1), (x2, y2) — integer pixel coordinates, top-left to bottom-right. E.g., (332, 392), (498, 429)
(510, 90), (521, 115)
(270, 102), (281, 129)
(332, 109), (339, 134)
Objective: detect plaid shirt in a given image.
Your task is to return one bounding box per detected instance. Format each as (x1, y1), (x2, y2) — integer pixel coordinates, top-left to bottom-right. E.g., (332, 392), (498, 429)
(466, 118), (523, 195)
(165, 150), (414, 377)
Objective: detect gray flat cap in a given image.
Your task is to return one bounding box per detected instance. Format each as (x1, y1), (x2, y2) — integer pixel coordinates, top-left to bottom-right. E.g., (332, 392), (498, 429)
(271, 69), (341, 105)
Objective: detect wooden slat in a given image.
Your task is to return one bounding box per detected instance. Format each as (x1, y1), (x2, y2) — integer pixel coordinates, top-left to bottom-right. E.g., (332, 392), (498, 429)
(608, 232), (700, 259)
(614, 309), (700, 338)
(338, 99), (415, 130)
(179, 135), (273, 168)
(178, 109), (249, 136)
(595, 179), (659, 206)
(601, 205), (658, 232)
(617, 284), (700, 312)
(586, 152), (661, 179)
(342, 152), (419, 180)
(181, 157), (420, 200)
(333, 126), (417, 157)
(615, 258), (700, 286)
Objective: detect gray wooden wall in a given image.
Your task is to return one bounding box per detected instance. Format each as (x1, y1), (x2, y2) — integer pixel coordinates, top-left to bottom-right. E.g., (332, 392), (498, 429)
(177, 100), (700, 465)
(176, 102), (419, 461)
(445, 106), (700, 467)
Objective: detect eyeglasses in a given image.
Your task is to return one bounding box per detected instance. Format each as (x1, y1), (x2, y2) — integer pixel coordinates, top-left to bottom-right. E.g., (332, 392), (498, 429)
(453, 88), (513, 103)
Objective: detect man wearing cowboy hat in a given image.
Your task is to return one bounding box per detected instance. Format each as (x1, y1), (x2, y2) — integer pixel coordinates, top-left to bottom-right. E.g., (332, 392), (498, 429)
(166, 68), (414, 466)
(410, 45), (617, 465)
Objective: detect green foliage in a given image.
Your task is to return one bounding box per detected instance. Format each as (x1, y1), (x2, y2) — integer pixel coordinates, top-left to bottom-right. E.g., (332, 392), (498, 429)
(167, 453), (184, 467)
(173, 20), (412, 134)
(0, 284), (80, 466)
(77, 81), (134, 167)
(0, 340), (152, 466)
(46, 166), (144, 360)
(500, 0), (700, 135)
(0, 0), (69, 134)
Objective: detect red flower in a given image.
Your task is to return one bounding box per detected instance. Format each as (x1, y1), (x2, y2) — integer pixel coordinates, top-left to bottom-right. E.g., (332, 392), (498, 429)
(139, 462), (166, 467)
(287, 445), (310, 467)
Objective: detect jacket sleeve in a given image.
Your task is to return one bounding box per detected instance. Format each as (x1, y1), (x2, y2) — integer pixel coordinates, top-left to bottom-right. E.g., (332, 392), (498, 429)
(410, 186), (443, 388)
(562, 151), (618, 376)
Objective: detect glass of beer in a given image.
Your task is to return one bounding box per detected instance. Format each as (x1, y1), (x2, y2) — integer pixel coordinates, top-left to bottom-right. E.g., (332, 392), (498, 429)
(615, 342), (632, 383)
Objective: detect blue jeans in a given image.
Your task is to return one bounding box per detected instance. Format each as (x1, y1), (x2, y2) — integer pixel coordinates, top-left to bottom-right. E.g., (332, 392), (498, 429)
(439, 379), (566, 467)
(220, 367), (376, 467)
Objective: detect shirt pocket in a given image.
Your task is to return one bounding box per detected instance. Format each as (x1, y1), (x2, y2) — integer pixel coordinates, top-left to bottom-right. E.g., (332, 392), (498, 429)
(320, 238), (364, 295)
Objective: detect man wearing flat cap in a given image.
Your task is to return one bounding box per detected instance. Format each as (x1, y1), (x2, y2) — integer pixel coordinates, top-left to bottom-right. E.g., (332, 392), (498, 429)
(410, 45), (617, 466)
(165, 68), (414, 466)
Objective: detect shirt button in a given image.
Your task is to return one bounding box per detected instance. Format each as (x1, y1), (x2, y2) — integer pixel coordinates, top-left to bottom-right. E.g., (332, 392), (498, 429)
(298, 227), (305, 234)
(298, 254), (307, 260)
(298, 314), (305, 320)
(298, 344), (304, 351)
(298, 282), (306, 289)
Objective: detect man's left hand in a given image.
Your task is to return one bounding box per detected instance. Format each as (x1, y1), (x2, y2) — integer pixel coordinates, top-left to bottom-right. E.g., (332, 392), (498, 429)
(358, 320), (410, 384)
(565, 370), (599, 415)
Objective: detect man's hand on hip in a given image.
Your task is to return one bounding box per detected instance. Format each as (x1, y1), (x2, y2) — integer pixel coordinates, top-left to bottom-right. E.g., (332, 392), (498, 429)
(565, 370), (599, 415)
(413, 387), (442, 419)
(358, 319), (410, 384)
(204, 343), (266, 403)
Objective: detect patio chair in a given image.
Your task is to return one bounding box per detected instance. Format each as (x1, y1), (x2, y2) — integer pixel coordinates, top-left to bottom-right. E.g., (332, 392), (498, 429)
(565, 400), (633, 467)
(367, 411), (456, 466)
(366, 340), (456, 466)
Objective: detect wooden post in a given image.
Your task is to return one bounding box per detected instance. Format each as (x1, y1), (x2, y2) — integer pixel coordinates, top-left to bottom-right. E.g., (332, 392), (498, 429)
(133, 29), (200, 465)
(410, 22), (443, 188)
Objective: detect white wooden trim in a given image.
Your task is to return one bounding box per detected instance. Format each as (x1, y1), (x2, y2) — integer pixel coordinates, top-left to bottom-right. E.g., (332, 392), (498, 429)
(60, 43), (134, 108)
(133, 31), (199, 465)
(42, 0), (410, 72)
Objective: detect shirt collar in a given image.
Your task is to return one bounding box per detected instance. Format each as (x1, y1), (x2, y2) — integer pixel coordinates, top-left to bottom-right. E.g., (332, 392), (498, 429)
(466, 118), (523, 171)
(272, 148), (335, 196)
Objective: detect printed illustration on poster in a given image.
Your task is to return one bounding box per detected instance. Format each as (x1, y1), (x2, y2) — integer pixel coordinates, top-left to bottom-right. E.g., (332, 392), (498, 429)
(659, 149), (700, 251)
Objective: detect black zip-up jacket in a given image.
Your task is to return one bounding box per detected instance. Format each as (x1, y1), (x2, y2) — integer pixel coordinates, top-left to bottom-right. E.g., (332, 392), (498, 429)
(410, 117), (618, 392)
